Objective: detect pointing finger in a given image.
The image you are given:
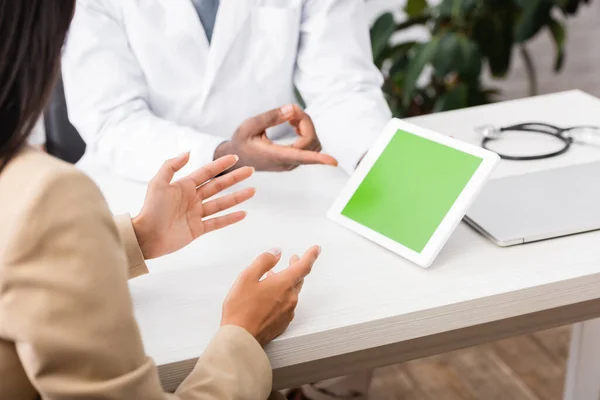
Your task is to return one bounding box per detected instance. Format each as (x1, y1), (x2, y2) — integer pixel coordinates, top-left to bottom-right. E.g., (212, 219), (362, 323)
(244, 249), (282, 281)
(277, 245), (321, 286)
(259, 143), (338, 167)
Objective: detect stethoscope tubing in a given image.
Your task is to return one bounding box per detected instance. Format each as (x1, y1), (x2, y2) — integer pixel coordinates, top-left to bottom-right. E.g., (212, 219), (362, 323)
(482, 123), (572, 161)
(480, 122), (599, 161)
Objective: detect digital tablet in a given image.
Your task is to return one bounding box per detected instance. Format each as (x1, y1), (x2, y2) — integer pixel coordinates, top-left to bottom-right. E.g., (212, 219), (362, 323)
(328, 119), (500, 268)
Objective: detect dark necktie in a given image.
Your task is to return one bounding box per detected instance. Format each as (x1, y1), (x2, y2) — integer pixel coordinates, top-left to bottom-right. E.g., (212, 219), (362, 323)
(191, 0), (220, 43)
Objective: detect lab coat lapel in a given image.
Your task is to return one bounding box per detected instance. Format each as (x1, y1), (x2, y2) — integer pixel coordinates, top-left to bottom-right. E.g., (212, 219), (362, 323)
(170, 0), (211, 62)
(200, 0), (255, 106)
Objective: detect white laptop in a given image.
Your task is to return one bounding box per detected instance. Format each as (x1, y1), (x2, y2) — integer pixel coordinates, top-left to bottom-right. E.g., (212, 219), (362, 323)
(464, 161), (600, 246)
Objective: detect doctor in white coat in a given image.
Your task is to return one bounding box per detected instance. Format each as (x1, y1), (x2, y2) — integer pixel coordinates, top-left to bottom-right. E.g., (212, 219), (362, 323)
(63, 0), (390, 398)
(62, 0), (391, 182)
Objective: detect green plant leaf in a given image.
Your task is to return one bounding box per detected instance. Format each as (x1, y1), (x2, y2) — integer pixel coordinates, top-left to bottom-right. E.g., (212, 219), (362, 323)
(452, 0), (462, 17)
(389, 54), (410, 79)
(375, 42), (404, 68)
(514, 0), (553, 42)
(436, 0), (465, 19)
(467, 84), (500, 107)
(393, 41), (419, 54)
(432, 32), (481, 80)
(473, 12), (514, 78)
(461, 0), (480, 14)
(385, 42), (418, 63)
(375, 41), (416, 73)
(457, 35), (482, 80)
(390, 101), (407, 118)
(371, 13), (396, 61)
(433, 83), (468, 112)
(403, 38), (440, 107)
(547, 17), (566, 72)
(404, 0), (428, 17)
(432, 32), (459, 78)
(384, 94), (407, 118)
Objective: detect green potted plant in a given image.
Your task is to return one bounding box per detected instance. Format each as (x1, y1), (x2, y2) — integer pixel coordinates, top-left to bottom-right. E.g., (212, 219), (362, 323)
(371, 0), (592, 117)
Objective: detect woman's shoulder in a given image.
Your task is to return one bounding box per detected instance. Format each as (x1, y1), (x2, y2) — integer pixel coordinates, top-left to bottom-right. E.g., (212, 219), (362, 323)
(1, 148), (100, 199)
(3, 147), (78, 176)
(0, 149), (107, 238)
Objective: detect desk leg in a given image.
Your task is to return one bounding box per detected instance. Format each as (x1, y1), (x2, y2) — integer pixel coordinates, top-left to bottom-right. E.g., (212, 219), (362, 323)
(564, 319), (600, 400)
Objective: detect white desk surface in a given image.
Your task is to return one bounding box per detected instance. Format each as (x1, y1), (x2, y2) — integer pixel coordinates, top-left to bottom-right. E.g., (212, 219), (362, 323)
(80, 90), (600, 390)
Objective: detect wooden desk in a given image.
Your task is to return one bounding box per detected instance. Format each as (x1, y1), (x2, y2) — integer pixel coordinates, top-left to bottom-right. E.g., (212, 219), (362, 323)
(80, 90), (600, 399)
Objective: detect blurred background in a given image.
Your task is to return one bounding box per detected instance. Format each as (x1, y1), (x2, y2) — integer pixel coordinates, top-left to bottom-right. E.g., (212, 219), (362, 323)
(365, 0), (599, 116)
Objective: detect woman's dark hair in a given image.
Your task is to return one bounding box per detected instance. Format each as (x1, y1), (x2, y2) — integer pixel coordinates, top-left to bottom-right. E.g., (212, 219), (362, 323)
(0, 1), (76, 171)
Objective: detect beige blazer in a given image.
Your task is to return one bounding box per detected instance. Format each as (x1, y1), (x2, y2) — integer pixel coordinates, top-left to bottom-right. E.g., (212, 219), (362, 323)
(0, 150), (281, 400)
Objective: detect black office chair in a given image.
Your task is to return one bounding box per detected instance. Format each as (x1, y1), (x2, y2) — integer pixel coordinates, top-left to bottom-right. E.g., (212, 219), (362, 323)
(44, 71), (86, 164)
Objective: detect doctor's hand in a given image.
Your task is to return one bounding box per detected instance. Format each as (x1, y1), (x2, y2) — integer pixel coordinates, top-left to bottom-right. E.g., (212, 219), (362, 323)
(132, 154), (255, 260)
(214, 104), (338, 171)
(221, 246), (321, 346)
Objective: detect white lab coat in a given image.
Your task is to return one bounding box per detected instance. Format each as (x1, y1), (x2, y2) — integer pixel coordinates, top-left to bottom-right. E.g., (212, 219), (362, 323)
(63, 0), (392, 181)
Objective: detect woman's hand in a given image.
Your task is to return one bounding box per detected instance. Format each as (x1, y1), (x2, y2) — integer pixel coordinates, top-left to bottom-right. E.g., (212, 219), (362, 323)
(221, 246), (321, 346)
(133, 153), (255, 259)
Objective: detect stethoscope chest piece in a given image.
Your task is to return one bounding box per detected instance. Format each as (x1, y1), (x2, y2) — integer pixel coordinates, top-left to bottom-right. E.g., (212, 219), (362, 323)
(475, 125), (503, 140)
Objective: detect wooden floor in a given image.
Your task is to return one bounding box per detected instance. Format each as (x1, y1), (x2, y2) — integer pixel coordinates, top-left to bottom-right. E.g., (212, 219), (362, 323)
(370, 326), (571, 400)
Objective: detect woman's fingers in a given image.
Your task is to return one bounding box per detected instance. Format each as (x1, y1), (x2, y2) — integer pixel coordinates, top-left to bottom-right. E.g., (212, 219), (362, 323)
(197, 166), (254, 200)
(184, 155), (240, 187)
(202, 187), (256, 217)
(289, 255), (304, 292)
(201, 210), (247, 234)
(277, 245), (321, 286)
(244, 249), (282, 281)
(152, 152), (190, 184)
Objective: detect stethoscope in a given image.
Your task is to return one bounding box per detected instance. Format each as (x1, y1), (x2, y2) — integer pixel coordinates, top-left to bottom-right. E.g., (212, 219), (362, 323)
(476, 123), (600, 160)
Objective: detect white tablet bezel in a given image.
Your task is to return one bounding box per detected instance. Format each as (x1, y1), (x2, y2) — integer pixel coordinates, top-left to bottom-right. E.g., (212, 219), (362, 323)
(327, 118), (500, 268)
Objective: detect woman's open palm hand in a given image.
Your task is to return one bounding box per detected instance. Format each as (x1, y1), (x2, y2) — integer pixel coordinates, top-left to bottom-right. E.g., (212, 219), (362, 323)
(133, 153), (255, 259)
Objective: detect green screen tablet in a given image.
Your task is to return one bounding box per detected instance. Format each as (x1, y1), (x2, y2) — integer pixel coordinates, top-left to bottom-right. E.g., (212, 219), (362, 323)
(341, 129), (483, 253)
(328, 119), (499, 268)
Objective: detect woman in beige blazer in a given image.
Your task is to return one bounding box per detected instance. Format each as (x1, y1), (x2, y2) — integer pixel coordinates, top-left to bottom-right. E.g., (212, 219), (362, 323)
(0, 2), (320, 399)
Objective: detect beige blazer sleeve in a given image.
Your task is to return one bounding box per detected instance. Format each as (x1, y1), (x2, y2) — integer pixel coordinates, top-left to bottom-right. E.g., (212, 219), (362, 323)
(113, 214), (149, 279)
(0, 168), (274, 400)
